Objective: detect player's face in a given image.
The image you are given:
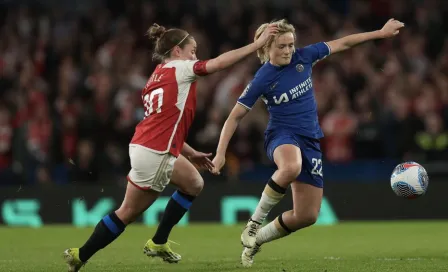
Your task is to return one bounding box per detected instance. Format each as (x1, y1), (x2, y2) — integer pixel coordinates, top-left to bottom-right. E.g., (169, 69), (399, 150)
(178, 38), (198, 61)
(269, 32), (295, 66)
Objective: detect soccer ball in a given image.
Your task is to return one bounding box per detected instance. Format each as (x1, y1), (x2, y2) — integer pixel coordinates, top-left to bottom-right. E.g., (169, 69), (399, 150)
(390, 161), (429, 199)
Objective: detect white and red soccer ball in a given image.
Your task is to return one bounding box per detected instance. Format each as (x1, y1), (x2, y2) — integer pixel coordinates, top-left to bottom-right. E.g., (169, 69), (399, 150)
(390, 161), (429, 199)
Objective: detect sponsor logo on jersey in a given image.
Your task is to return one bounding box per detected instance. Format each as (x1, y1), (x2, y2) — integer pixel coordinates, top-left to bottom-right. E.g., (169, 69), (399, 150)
(273, 77), (313, 104)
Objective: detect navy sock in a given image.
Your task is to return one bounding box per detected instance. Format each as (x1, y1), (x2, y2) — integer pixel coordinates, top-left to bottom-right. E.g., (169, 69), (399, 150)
(79, 212), (126, 262)
(278, 213), (293, 234)
(152, 190), (195, 244)
(267, 178), (287, 194)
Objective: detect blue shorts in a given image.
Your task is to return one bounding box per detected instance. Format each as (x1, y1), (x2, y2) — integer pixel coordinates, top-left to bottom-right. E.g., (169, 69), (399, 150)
(265, 130), (323, 188)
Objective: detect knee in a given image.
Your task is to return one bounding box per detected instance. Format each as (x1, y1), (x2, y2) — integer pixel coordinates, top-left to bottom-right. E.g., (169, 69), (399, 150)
(278, 162), (302, 181)
(180, 176), (204, 196)
(300, 212), (318, 227)
(115, 205), (140, 225)
(290, 211), (318, 230)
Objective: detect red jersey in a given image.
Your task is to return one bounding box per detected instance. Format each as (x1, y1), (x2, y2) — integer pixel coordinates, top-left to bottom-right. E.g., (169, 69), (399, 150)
(130, 60), (208, 157)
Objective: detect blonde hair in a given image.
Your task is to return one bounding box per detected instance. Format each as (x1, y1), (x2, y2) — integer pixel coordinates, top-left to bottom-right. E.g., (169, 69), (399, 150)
(254, 19), (296, 64)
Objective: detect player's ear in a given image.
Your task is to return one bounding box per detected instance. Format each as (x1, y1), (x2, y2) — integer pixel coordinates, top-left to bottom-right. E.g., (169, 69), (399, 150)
(172, 45), (181, 58)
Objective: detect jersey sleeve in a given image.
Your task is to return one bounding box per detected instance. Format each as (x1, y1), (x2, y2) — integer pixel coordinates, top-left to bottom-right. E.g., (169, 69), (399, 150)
(181, 60), (210, 82)
(298, 42), (331, 65)
(237, 79), (264, 110)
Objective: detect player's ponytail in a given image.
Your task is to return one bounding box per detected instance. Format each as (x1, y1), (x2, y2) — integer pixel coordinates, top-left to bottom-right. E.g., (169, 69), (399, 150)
(254, 19), (296, 64)
(147, 23), (167, 40)
(146, 23), (192, 62)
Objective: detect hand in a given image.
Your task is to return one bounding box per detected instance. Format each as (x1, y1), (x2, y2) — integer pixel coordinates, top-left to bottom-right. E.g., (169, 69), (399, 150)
(255, 23), (279, 49)
(188, 151), (215, 172)
(379, 19), (405, 38)
(211, 154), (226, 175)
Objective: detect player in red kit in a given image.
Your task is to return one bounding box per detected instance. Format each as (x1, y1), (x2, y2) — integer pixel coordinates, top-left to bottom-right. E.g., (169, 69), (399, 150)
(63, 23), (279, 271)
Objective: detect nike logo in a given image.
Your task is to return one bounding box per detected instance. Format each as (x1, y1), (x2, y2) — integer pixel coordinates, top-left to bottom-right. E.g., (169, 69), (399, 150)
(270, 81), (278, 90)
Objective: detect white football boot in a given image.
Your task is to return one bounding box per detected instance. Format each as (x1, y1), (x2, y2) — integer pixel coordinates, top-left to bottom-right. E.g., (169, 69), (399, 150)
(241, 219), (262, 248)
(241, 243), (261, 268)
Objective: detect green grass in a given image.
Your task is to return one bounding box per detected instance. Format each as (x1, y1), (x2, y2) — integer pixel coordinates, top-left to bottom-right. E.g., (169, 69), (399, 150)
(0, 221), (447, 271)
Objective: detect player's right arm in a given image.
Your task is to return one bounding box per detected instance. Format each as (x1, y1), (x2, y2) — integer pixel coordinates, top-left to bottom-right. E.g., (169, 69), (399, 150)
(204, 24), (278, 74)
(212, 80), (263, 175)
(212, 104), (249, 174)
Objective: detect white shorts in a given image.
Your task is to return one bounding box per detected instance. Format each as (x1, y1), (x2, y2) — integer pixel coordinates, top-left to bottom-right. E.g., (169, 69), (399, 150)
(127, 144), (177, 192)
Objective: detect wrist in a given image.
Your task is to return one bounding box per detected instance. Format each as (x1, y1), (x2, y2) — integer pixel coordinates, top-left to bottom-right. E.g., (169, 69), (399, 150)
(253, 40), (263, 50)
(376, 30), (386, 39)
(216, 150), (226, 157)
(183, 147), (196, 157)
(188, 149), (197, 157)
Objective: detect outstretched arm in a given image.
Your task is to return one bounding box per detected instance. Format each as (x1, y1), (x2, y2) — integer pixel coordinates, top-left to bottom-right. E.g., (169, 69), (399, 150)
(205, 24), (278, 74)
(211, 104), (249, 175)
(327, 19), (404, 54)
(181, 143), (214, 171)
(181, 143), (197, 158)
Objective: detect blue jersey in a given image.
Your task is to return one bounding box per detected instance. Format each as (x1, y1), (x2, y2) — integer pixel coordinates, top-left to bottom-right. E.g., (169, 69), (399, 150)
(237, 42), (331, 139)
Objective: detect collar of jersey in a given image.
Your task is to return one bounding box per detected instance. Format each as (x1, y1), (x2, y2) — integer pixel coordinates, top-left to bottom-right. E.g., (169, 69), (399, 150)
(266, 61), (286, 70)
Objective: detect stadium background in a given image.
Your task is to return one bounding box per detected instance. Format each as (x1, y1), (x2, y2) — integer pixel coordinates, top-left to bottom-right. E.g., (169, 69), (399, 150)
(0, 0), (447, 271)
(1, 0), (447, 220)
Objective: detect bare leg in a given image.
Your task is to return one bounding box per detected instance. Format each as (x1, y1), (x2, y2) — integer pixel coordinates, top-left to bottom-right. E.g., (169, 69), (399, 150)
(115, 182), (160, 224)
(280, 182), (322, 231)
(78, 182), (160, 262)
(242, 144), (302, 248)
(151, 155), (204, 244)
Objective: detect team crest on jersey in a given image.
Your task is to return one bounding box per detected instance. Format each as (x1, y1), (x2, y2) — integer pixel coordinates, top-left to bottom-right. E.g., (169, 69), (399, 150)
(296, 64), (304, 72)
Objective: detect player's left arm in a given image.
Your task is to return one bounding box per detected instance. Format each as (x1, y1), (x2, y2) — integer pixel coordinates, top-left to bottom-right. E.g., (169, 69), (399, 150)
(204, 24), (278, 74)
(326, 19), (404, 54)
(182, 24), (279, 82)
(181, 143), (214, 171)
(181, 143), (196, 158)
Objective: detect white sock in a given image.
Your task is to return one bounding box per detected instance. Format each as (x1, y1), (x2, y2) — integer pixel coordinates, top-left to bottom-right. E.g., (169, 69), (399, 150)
(251, 185), (285, 223)
(255, 219), (289, 245)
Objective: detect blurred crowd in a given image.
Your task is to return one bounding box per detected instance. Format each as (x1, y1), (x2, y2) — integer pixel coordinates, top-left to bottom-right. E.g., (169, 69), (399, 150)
(1, 0), (448, 185)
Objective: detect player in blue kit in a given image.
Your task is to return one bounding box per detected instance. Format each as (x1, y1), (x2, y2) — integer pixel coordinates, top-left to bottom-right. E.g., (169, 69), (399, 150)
(211, 18), (404, 267)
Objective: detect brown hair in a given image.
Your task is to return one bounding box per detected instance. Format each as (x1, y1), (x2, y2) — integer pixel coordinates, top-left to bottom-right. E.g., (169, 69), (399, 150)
(254, 19), (296, 63)
(147, 23), (192, 62)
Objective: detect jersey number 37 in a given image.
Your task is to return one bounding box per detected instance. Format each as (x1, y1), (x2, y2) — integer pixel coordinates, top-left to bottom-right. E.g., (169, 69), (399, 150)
(143, 88), (164, 118)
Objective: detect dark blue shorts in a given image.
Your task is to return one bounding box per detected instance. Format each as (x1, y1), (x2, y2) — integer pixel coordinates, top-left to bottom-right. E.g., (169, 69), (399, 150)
(265, 130), (323, 188)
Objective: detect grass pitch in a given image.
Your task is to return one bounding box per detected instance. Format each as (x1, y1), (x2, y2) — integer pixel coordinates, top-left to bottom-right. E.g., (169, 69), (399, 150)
(0, 221), (447, 271)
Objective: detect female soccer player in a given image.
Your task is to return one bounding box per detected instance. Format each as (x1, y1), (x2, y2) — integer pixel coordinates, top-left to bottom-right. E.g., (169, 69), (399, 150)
(63, 23), (278, 271)
(211, 18), (404, 267)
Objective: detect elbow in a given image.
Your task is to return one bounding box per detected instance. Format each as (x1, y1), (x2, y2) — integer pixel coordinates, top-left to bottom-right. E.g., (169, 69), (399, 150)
(343, 43), (351, 50)
(234, 116), (243, 124)
(333, 44), (350, 53)
(225, 116), (239, 125)
(215, 58), (225, 70)
(231, 112), (246, 124)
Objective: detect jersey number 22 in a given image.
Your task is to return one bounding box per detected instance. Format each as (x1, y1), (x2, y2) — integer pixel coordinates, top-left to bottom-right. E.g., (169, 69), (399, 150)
(311, 158), (323, 177)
